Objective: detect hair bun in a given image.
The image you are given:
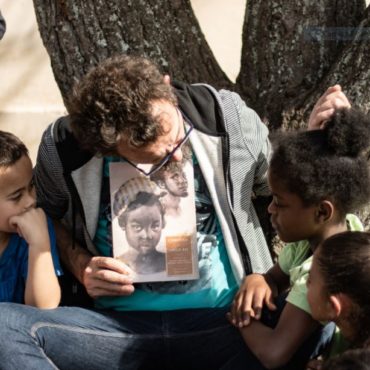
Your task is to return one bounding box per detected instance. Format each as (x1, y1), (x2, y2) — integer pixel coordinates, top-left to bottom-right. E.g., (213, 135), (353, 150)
(326, 108), (370, 157)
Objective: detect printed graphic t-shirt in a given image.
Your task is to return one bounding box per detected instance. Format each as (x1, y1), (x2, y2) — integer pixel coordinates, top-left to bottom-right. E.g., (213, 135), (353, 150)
(94, 155), (238, 311)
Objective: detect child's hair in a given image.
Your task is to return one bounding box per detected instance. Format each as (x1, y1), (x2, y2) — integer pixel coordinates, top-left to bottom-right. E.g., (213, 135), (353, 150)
(117, 191), (165, 229)
(322, 348), (370, 370)
(0, 131), (28, 167)
(150, 142), (192, 184)
(269, 109), (370, 217)
(317, 231), (370, 346)
(113, 176), (165, 230)
(150, 161), (187, 185)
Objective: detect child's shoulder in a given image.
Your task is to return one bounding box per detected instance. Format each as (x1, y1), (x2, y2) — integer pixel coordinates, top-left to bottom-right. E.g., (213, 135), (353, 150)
(346, 214), (363, 231)
(278, 240), (311, 275)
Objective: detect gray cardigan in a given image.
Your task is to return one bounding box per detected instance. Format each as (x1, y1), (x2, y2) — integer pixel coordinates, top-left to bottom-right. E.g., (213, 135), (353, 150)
(34, 84), (273, 287)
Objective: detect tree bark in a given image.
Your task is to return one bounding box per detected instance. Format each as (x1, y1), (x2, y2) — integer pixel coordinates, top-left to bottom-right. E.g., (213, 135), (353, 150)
(236, 0), (366, 129)
(283, 6), (370, 130)
(33, 0), (231, 105)
(33, 1), (370, 256)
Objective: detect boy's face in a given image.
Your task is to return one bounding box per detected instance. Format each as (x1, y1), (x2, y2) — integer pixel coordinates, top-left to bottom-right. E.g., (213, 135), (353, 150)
(267, 171), (319, 243)
(0, 155), (35, 234)
(163, 169), (188, 197)
(124, 203), (163, 254)
(307, 250), (332, 322)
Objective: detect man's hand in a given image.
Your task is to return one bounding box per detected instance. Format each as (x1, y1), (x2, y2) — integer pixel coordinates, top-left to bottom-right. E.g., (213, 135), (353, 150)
(83, 256), (135, 299)
(308, 85), (351, 130)
(228, 273), (277, 328)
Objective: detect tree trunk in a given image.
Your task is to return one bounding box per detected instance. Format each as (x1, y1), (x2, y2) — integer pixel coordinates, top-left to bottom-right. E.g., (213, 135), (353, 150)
(33, 0), (370, 256)
(33, 0), (231, 105)
(283, 6), (370, 130)
(236, 0), (366, 129)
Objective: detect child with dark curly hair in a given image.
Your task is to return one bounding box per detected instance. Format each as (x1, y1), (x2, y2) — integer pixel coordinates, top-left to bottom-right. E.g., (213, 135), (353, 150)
(228, 108), (370, 369)
(305, 231), (370, 368)
(322, 347), (370, 370)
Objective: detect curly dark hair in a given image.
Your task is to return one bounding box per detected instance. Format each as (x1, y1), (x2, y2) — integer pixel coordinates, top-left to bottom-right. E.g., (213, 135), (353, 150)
(269, 109), (370, 217)
(0, 131), (28, 168)
(322, 348), (370, 370)
(67, 55), (177, 155)
(318, 231), (370, 347)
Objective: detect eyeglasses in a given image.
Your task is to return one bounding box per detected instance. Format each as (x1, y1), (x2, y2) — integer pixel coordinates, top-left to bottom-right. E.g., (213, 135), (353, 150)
(122, 110), (193, 177)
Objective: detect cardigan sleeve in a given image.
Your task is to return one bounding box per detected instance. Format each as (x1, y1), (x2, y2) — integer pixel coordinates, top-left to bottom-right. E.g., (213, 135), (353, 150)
(33, 122), (70, 220)
(228, 91), (271, 197)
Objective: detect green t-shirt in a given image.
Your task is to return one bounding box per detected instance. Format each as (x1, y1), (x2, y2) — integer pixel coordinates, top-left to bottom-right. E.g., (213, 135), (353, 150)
(278, 214), (363, 314)
(326, 326), (350, 359)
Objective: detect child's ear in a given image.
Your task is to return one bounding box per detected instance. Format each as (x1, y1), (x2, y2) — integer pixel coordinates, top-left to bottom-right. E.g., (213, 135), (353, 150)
(315, 200), (334, 223)
(328, 293), (352, 321)
(328, 294), (342, 320)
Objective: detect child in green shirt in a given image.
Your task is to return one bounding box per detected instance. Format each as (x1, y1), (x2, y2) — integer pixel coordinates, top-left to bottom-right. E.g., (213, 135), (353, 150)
(228, 108), (370, 369)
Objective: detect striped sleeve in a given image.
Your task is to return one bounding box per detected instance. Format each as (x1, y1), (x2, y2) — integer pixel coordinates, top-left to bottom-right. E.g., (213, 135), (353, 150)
(33, 123), (69, 219)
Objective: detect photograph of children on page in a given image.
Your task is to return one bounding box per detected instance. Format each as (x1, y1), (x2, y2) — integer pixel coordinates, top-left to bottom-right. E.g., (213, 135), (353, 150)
(110, 160), (198, 283)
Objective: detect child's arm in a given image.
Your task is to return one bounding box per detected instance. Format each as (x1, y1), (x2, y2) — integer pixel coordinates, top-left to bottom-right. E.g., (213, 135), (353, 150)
(10, 208), (61, 308)
(239, 302), (319, 369)
(229, 263), (290, 326)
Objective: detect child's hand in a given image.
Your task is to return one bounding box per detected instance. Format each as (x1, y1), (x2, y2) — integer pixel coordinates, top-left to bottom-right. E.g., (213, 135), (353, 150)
(306, 358), (323, 370)
(308, 85), (351, 130)
(228, 273), (277, 328)
(9, 208), (49, 249)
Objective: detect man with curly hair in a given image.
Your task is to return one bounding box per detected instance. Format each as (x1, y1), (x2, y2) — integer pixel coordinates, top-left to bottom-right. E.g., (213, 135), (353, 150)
(0, 55), (350, 369)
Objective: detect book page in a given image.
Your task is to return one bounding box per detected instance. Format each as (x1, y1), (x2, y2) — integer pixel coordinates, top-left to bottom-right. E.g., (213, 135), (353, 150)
(110, 159), (198, 283)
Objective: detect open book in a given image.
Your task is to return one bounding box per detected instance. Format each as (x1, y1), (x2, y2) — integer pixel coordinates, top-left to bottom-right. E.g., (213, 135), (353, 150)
(110, 159), (199, 283)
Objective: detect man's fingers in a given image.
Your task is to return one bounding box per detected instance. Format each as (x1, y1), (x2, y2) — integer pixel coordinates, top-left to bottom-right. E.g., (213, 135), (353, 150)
(86, 268), (135, 298)
(90, 256), (131, 275)
(83, 256), (135, 298)
(92, 268), (133, 285)
(88, 283), (135, 298)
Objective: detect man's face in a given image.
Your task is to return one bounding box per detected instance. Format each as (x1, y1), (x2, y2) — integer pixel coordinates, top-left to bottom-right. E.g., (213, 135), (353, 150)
(0, 155), (36, 234)
(163, 169), (188, 197)
(116, 100), (186, 165)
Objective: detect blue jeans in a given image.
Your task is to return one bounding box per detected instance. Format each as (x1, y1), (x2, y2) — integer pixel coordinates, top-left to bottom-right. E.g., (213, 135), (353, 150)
(0, 303), (247, 370)
(0, 301), (333, 370)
